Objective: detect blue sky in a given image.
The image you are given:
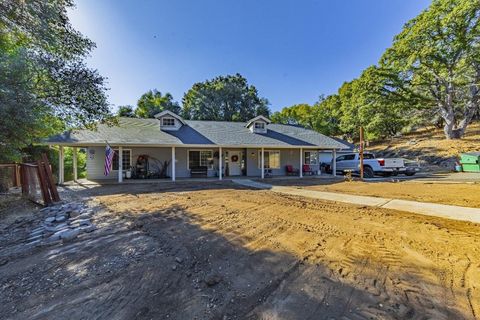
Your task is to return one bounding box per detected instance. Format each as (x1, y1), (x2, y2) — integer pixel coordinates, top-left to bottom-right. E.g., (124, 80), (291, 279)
(69, 0), (431, 113)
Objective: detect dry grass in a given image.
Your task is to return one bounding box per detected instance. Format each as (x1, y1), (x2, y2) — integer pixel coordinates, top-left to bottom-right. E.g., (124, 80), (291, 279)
(368, 122), (480, 169)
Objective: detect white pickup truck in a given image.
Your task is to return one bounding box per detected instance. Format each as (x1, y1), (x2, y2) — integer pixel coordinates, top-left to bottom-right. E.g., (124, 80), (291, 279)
(332, 153), (418, 178)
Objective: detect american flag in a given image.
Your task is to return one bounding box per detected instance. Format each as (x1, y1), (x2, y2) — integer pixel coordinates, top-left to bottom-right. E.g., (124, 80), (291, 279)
(104, 144), (115, 176)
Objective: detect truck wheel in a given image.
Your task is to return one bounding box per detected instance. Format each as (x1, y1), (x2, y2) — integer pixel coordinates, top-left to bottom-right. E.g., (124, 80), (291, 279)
(405, 171), (416, 176)
(363, 166), (374, 178)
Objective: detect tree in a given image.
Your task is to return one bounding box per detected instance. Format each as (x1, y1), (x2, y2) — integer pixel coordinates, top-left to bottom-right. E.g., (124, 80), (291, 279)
(313, 95), (343, 136)
(117, 105), (136, 117)
(271, 98), (343, 137)
(135, 90), (180, 118)
(0, 0), (111, 161)
(337, 67), (410, 141)
(182, 74), (270, 121)
(271, 104), (316, 128)
(379, 0), (480, 139)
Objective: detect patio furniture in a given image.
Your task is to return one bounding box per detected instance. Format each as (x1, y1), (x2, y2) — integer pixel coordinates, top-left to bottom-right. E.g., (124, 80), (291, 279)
(303, 164), (314, 176)
(264, 168), (273, 178)
(190, 166), (208, 178)
(285, 165), (300, 176)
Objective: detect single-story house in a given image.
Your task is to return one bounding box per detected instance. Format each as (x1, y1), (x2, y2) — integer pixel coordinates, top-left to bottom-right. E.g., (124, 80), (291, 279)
(45, 111), (350, 183)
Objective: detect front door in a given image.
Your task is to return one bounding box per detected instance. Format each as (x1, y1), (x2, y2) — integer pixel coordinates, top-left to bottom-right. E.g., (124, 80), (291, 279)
(228, 151), (242, 176)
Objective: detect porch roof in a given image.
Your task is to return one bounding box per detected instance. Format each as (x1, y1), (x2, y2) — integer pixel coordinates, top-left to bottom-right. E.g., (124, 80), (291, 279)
(45, 117), (349, 149)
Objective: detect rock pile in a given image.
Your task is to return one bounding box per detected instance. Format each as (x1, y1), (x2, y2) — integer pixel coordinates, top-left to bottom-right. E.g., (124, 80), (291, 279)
(26, 202), (97, 246)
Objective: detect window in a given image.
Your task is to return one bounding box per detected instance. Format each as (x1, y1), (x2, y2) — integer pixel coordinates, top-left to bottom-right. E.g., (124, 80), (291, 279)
(304, 151), (318, 165)
(336, 154), (355, 162)
(254, 122), (265, 129)
(162, 117), (175, 126)
(188, 150), (213, 169)
(112, 149), (131, 170)
(364, 153), (375, 159)
(258, 150), (280, 169)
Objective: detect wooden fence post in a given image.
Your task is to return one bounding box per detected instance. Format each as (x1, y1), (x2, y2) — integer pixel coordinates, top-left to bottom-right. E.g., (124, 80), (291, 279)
(41, 154), (60, 202)
(36, 160), (52, 205)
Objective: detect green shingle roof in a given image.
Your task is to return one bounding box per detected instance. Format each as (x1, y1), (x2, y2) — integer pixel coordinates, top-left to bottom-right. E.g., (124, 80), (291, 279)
(45, 117), (349, 149)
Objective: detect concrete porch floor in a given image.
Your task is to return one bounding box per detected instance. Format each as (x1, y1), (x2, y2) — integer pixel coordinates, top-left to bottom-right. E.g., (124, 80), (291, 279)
(61, 174), (340, 186)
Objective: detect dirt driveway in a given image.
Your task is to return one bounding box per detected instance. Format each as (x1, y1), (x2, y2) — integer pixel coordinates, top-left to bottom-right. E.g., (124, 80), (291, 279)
(1, 182), (479, 319)
(266, 178), (480, 208)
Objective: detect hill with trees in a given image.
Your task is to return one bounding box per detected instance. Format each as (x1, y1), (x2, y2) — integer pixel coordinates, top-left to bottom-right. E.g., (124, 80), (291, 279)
(272, 0), (480, 141)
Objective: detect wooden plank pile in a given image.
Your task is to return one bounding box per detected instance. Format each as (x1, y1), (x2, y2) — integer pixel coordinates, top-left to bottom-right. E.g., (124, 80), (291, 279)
(20, 154), (60, 205)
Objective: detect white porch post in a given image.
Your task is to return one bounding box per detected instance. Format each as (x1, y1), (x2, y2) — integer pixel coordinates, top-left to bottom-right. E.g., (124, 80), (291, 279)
(332, 149), (337, 177)
(72, 147), (78, 181)
(219, 147), (223, 180)
(317, 150), (321, 175)
(171, 147), (176, 182)
(299, 148), (303, 178)
(58, 146), (64, 184)
(261, 148), (265, 179)
(118, 146), (123, 183)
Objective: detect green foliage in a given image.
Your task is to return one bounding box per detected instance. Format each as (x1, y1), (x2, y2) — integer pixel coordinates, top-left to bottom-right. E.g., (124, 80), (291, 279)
(313, 95), (343, 136)
(182, 74), (270, 121)
(117, 105), (136, 117)
(0, 0), (111, 162)
(379, 0), (480, 139)
(63, 148), (87, 181)
(271, 104), (316, 127)
(135, 90), (181, 118)
(337, 67), (409, 140)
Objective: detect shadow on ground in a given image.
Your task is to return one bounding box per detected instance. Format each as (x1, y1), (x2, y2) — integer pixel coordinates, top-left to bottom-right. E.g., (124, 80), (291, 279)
(0, 183), (473, 319)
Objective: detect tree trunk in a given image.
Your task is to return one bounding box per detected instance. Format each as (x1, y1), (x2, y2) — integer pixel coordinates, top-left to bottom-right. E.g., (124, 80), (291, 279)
(442, 102), (477, 139)
(443, 118), (456, 139)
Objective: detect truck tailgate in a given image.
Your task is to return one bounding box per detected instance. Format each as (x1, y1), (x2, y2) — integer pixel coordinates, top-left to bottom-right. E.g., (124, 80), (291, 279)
(384, 158), (404, 168)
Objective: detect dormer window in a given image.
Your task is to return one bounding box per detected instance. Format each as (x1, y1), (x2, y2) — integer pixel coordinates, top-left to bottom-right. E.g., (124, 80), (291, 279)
(162, 117), (175, 127)
(254, 122), (265, 130)
(246, 115), (271, 133)
(154, 110), (186, 131)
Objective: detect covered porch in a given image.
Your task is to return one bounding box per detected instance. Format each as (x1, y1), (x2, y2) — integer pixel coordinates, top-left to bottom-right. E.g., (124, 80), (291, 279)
(56, 145), (339, 184)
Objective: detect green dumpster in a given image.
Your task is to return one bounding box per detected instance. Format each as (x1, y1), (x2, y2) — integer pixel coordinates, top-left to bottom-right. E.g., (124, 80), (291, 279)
(460, 152), (480, 172)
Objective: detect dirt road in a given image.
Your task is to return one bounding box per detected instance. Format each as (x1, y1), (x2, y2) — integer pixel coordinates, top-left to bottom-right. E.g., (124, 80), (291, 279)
(1, 182), (479, 319)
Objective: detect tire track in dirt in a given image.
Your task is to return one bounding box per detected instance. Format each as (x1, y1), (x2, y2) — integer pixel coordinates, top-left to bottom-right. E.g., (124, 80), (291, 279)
(3, 184), (480, 319)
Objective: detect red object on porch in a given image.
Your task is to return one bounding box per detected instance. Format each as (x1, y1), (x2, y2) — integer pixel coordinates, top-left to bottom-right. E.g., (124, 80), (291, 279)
(303, 164), (313, 175)
(285, 165), (299, 176)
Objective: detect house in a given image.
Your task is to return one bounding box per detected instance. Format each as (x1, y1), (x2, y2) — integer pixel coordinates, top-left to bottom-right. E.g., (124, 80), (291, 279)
(45, 111), (349, 183)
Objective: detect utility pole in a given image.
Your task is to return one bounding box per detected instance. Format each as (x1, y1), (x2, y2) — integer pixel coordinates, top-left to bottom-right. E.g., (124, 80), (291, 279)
(359, 127), (364, 180)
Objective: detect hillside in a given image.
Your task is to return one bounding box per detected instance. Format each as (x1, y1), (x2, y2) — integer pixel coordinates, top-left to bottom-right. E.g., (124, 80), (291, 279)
(368, 122), (480, 171)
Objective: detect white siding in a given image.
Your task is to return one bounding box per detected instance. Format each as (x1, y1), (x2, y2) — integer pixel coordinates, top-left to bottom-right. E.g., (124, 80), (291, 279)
(86, 146), (221, 180)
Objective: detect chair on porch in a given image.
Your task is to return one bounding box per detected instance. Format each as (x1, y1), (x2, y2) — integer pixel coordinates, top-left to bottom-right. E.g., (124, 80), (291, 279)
(303, 164), (314, 176)
(285, 165), (300, 176)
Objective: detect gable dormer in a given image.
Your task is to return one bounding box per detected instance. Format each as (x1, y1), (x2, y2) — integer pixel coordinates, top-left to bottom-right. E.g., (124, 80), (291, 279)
(245, 115), (271, 134)
(154, 110), (186, 131)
